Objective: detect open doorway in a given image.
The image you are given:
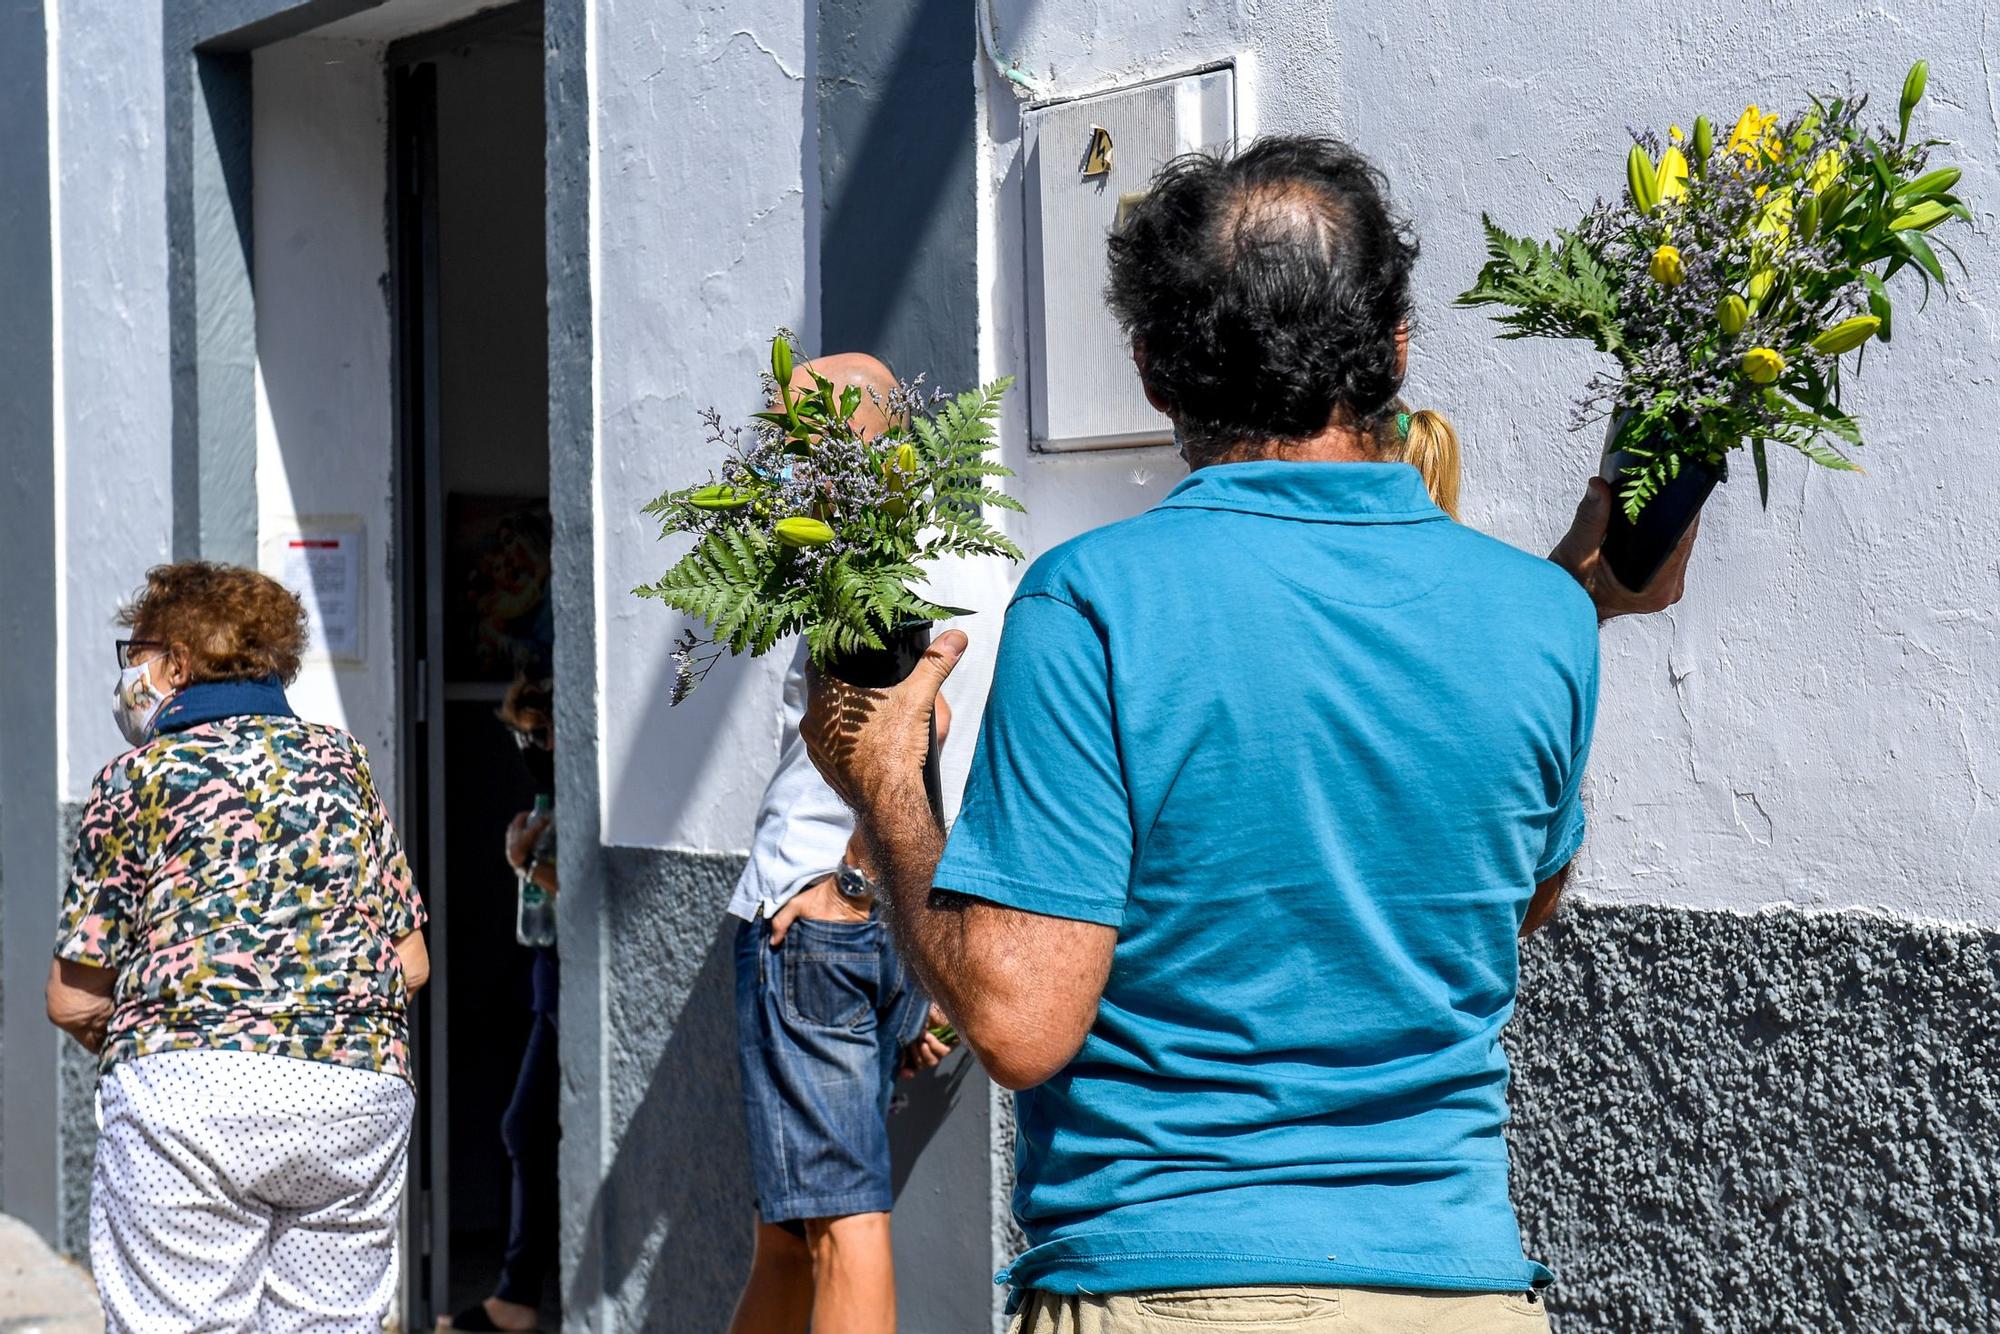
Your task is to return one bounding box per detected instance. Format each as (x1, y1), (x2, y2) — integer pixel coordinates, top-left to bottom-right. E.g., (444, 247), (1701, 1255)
(389, 5), (555, 1328)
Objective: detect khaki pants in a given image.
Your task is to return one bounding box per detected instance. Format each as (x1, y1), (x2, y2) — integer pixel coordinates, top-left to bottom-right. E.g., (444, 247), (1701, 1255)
(1010, 1285), (1552, 1333)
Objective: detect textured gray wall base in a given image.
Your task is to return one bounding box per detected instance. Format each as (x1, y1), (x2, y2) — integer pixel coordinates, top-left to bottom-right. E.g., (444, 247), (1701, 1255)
(986, 900), (1998, 1332)
(587, 846), (996, 1331)
(583, 847), (750, 1331)
(58, 1041), (95, 1257)
(57, 801), (95, 1259)
(1506, 899), (1999, 1332)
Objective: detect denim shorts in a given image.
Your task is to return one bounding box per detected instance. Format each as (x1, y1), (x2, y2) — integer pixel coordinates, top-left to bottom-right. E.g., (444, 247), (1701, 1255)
(733, 913), (929, 1223)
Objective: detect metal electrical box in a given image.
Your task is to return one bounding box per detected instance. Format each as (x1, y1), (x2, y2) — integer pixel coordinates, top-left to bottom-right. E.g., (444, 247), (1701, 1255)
(1023, 67), (1237, 451)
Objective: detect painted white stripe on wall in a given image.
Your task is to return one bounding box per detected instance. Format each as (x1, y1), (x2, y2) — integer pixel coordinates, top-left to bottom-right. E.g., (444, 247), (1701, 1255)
(250, 36), (399, 809)
(591, 0), (811, 852)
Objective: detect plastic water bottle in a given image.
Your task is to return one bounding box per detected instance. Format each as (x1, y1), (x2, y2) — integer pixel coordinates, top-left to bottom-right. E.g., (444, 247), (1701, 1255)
(515, 794), (557, 948)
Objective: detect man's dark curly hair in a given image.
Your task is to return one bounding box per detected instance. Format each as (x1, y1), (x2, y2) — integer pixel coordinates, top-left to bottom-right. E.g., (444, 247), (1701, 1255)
(1106, 135), (1419, 465)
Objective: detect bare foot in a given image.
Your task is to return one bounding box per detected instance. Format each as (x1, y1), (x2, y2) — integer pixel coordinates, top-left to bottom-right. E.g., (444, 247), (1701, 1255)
(437, 1296), (539, 1331)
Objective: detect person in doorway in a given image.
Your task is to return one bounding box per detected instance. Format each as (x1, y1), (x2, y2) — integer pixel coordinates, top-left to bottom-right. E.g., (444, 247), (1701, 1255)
(800, 136), (1697, 1334)
(726, 352), (956, 1334)
(443, 674), (562, 1334)
(47, 561), (429, 1334)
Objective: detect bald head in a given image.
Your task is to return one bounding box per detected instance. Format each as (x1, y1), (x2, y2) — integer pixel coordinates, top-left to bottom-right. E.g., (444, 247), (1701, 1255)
(787, 352), (898, 440)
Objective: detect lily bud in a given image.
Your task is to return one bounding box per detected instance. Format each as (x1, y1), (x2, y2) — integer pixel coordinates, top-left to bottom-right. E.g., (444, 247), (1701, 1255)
(1889, 200), (1950, 231)
(1901, 60), (1929, 115)
(1692, 115), (1714, 171)
(881, 442), (919, 515)
(1810, 315), (1881, 356)
(1649, 244), (1686, 286)
(687, 484), (752, 511)
(1717, 293), (1749, 335)
(1742, 347), (1786, 385)
(1796, 194), (1819, 242)
(1894, 167), (1961, 206)
(1900, 60), (1928, 141)
(1627, 144), (1661, 214)
(1748, 267), (1776, 309)
(881, 441), (919, 489)
(770, 336), (794, 393)
(775, 517), (836, 548)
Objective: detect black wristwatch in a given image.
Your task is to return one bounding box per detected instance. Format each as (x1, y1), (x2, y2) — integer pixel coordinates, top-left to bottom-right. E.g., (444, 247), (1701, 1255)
(834, 862), (882, 901)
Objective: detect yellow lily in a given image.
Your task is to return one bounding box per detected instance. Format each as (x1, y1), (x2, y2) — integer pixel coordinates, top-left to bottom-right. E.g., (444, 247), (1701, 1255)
(1753, 189), (1795, 248)
(1729, 104), (1782, 166)
(1742, 347), (1786, 384)
(1806, 148), (1844, 194)
(1650, 244), (1686, 285)
(1656, 145), (1690, 203)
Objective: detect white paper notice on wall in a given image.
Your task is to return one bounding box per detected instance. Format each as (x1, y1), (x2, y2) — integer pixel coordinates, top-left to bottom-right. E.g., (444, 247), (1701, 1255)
(263, 521), (366, 663)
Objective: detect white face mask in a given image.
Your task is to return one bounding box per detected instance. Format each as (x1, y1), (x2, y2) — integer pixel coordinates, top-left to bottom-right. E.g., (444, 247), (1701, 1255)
(112, 660), (170, 748)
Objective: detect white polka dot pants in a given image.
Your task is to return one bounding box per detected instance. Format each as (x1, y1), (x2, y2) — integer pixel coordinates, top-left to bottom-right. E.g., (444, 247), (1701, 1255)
(89, 1049), (414, 1334)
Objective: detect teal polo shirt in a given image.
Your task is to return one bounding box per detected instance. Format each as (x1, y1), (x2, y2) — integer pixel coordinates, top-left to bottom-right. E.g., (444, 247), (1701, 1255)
(935, 459), (1599, 1297)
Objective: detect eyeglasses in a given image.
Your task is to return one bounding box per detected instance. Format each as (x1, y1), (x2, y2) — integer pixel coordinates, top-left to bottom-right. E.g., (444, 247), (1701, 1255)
(510, 727), (552, 752)
(115, 639), (164, 670)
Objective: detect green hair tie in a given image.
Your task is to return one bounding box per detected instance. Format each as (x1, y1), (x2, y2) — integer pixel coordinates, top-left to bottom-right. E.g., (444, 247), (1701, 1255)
(1395, 411), (1413, 440)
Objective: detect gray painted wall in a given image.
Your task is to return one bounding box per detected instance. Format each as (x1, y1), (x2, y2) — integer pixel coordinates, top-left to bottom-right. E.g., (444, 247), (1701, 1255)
(545, 0), (610, 1325)
(0, 0), (58, 1239)
(1506, 899), (1999, 1330)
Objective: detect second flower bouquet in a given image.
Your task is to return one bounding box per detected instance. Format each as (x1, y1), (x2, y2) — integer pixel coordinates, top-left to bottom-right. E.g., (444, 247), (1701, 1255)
(1458, 61), (1971, 588)
(636, 334), (1023, 703)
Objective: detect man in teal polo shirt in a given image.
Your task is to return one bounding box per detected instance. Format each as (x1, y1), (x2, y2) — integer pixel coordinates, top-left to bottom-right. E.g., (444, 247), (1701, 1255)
(803, 136), (1694, 1333)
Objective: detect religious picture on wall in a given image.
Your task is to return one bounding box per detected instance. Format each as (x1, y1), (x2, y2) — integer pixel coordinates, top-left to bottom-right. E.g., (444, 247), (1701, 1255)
(444, 494), (554, 683)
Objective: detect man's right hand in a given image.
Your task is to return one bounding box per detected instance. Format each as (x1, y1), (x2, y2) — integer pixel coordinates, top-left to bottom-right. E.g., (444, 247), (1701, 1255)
(767, 874), (870, 948)
(505, 811), (552, 873)
(1550, 476), (1699, 620)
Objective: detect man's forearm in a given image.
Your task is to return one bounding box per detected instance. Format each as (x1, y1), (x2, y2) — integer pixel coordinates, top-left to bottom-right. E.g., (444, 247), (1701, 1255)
(854, 778), (966, 1019)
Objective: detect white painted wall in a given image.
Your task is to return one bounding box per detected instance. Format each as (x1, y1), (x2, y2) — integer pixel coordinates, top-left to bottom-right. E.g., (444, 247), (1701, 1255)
(53, 0), (173, 801)
(967, 1), (2000, 925)
(251, 37), (401, 810)
(592, 0), (813, 850)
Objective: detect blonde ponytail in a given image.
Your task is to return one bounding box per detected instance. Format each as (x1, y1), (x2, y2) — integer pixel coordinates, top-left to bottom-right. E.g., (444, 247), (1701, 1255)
(1400, 408), (1462, 520)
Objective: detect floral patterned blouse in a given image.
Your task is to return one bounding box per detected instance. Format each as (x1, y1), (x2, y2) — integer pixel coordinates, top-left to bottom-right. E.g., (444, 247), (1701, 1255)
(56, 715), (427, 1082)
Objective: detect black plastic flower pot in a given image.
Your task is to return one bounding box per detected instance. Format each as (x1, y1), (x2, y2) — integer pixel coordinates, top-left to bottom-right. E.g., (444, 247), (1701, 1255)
(824, 621), (944, 822)
(1599, 421), (1724, 593)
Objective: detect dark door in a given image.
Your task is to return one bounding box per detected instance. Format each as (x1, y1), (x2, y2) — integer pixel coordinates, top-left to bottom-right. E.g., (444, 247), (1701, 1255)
(389, 6), (551, 1327)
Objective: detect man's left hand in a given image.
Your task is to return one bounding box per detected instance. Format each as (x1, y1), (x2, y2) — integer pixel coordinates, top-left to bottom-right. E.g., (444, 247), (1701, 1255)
(900, 1004), (957, 1078)
(766, 874), (871, 948)
(1550, 476), (1699, 620)
(803, 631), (967, 818)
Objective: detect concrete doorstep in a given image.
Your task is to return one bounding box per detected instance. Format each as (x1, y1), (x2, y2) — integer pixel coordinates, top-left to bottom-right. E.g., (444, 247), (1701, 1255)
(0, 1216), (101, 1334)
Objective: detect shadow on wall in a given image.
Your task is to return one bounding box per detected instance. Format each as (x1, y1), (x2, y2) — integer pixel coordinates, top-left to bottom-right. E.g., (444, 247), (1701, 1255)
(568, 859), (977, 1327)
(818, 0), (978, 391)
(571, 903), (752, 1331)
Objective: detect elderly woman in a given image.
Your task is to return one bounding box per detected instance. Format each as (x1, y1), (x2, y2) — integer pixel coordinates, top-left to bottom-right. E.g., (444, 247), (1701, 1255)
(45, 561), (429, 1334)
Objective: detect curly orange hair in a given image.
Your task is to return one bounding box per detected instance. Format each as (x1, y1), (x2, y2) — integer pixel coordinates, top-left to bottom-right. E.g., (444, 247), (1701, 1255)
(118, 562), (309, 685)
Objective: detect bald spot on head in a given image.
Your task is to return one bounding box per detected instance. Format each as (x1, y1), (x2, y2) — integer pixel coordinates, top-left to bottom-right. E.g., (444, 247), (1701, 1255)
(788, 352), (898, 440)
(1216, 179), (1349, 264)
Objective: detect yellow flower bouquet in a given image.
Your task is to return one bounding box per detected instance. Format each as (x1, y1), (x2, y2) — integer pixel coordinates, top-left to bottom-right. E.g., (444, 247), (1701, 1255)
(1458, 62), (1970, 588)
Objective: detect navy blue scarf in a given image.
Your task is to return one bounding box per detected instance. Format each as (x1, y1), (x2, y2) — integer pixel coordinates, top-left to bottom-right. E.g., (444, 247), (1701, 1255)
(154, 676), (296, 735)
